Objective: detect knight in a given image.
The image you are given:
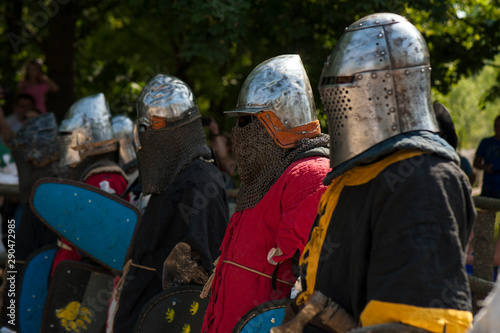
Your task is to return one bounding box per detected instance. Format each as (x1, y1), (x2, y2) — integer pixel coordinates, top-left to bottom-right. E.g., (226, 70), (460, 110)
(287, 13), (474, 333)
(112, 74), (228, 332)
(202, 54), (331, 332)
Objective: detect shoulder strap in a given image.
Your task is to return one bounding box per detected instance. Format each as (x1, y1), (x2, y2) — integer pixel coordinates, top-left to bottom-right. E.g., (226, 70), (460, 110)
(292, 147), (330, 162)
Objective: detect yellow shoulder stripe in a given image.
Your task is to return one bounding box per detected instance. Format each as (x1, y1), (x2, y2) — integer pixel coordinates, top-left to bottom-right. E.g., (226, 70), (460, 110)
(361, 300), (472, 333)
(297, 150), (426, 305)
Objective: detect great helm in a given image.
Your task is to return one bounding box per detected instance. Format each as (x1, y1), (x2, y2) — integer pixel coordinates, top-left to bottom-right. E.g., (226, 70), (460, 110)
(225, 54), (321, 148)
(10, 113), (61, 202)
(112, 115), (137, 172)
(58, 93), (116, 167)
(319, 13), (439, 168)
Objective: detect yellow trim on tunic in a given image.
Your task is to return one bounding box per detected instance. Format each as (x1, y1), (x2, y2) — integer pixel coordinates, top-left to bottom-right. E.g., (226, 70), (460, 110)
(298, 149), (426, 305)
(360, 300), (472, 333)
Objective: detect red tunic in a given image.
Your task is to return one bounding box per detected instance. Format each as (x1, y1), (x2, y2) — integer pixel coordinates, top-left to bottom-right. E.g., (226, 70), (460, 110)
(202, 156), (330, 332)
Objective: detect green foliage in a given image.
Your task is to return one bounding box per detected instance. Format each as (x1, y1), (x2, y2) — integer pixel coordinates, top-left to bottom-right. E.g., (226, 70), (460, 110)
(435, 54), (500, 150)
(2, 0), (500, 144)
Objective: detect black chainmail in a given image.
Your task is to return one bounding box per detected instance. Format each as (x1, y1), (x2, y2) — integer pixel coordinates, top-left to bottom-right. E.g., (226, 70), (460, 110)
(233, 119), (329, 212)
(137, 118), (212, 195)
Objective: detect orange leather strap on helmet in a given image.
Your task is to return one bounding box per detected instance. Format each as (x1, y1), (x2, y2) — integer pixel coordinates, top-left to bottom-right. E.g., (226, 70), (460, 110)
(150, 114), (201, 130)
(255, 111), (321, 148)
(151, 115), (167, 130)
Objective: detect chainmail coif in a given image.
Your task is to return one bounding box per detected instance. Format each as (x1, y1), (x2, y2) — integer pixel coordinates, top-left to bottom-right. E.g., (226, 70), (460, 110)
(138, 118), (212, 195)
(233, 119), (329, 212)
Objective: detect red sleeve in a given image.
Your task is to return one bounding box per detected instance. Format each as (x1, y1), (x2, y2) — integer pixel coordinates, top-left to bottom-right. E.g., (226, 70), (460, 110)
(273, 156), (330, 262)
(85, 172), (128, 196)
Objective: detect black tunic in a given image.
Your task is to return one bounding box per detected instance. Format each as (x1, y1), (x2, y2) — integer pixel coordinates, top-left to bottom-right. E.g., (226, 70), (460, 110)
(16, 205), (58, 260)
(300, 151), (475, 331)
(114, 160), (228, 332)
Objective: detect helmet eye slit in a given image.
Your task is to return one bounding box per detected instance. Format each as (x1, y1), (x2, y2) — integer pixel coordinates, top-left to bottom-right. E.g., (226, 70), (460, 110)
(322, 76), (354, 85)
(238, 115), (254, 127)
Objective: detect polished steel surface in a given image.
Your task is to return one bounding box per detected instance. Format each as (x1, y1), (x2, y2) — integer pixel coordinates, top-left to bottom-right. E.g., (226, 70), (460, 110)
(319, 13), (438, 168)
(225, 54), (317, 129)
(136, 74), (196, 127)
(58, 93), (115, 166)
(112, 115), (137, 169)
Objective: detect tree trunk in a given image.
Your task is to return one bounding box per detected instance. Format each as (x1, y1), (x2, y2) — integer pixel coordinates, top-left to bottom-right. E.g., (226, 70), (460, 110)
(42, 1), (79, 122)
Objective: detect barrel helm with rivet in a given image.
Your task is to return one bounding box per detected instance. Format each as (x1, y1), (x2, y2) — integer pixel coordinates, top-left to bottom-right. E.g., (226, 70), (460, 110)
(318, 12), (439, 169)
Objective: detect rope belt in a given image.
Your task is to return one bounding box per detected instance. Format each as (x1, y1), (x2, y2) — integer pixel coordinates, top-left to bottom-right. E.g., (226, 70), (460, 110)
(223, 260), (293, 286)
(130, 262), (156, 272)
(201, 258), (293, 299)
(113, 259), (156, 303)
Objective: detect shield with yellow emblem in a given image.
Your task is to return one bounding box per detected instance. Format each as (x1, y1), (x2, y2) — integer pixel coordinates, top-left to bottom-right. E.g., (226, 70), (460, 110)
(134, 285), (209, 333)
(41, 261), (114, 333)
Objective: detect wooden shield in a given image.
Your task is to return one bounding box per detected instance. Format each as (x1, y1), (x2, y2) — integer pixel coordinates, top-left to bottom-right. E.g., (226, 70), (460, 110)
(30, 177), (141, 273)
(42, 261), (114, 333)
(232, 299), (291, 333)
(134, 285), (209, 333)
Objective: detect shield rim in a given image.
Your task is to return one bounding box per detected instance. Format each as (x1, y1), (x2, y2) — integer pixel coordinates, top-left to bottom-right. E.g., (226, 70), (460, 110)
(41, 260), (114, 333)
(29, 177), (142, 275)
(134, 285), (206, 332)
(232, 298), (292, 333)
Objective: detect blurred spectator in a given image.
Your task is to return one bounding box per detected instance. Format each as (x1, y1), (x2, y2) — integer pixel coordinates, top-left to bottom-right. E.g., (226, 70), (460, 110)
(202, 116), (220, 137)
(474, 115), (500, 199)
(467, 115), (500, 278)
(6, 94), (41, 135)
(17, 59), (59, 113)
(434, 102), (476, 184)
(461, 155), (476, 186)
(211, 133), (236, 177)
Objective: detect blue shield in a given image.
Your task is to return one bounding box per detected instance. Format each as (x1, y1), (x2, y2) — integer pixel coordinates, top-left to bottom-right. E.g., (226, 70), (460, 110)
(30, 177), (141, 273)
(18, 245), (58, 333)
(232, 299), (291, 333)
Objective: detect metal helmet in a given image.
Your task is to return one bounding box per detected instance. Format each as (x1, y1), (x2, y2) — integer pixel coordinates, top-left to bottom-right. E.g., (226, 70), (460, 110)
(10, 113), (61, 202)
(319, 13), (439, 168)
(135, 74), (211, 195)
(136, 74), (199, 146)
(112, 115), (137, 172)
(58, 93), (117, 167)
(225, 54), (321, 148)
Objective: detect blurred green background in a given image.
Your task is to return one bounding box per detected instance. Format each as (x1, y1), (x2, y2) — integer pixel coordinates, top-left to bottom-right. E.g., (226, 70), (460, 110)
(2, 0), (500, 150)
